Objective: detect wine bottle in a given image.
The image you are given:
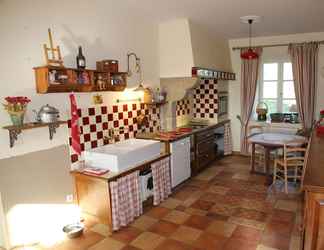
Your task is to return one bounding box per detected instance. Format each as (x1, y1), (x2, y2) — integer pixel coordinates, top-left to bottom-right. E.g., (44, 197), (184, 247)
(76, 46), (86, 69)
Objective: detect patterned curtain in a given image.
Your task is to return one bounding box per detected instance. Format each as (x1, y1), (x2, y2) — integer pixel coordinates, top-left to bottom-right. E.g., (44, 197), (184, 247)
(288, 42), (319, 130)
(151, 157), (172, 205)
(224, 122), (233, 155)
(240, 48), (263, 155)
(110, 171), (142, 231)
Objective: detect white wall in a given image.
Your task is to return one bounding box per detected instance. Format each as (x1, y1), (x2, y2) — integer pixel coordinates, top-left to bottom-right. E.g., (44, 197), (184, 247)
(0, 0), (160, 160)
(229, 32), (324, 151)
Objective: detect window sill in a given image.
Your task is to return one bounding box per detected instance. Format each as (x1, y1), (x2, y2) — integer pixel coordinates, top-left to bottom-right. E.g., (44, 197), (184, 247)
(250, 120), (302, 129)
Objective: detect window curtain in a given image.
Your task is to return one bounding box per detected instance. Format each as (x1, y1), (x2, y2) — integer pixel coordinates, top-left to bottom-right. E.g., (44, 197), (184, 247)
(110, 171), (142, 231)
(240, 48), (263, 155)
(288, 42), (319, 130)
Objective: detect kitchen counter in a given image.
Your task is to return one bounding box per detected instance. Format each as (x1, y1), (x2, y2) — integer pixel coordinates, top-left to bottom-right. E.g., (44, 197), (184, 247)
(136, 119), (230, 142)
(70, 153), (170, 181)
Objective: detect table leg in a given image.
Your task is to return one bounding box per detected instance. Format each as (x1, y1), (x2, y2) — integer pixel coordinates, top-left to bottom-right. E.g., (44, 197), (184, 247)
(264, 147), (272, 185)
(250, 143), (256, 174)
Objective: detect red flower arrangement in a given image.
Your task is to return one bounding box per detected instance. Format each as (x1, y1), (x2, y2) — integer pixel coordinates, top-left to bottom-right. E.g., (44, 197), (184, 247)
(3, 96), (31, 114)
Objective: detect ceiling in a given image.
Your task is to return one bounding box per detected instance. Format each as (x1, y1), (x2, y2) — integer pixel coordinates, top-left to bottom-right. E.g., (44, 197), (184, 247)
(120, 0), (324, 39)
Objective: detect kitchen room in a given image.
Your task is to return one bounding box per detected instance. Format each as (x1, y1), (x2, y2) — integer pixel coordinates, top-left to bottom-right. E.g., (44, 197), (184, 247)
(1, 1), (324, 250)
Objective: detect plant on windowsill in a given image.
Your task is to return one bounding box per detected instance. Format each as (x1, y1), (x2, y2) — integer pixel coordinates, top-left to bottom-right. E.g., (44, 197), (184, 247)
(3, 96), (31, 126)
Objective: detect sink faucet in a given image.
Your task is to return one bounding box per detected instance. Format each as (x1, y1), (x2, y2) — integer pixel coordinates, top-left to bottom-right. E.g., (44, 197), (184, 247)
(104, 127), (126, 143)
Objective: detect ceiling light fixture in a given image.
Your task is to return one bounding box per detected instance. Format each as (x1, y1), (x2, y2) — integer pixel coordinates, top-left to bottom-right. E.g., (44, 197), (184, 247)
(240, 16), (260, 60)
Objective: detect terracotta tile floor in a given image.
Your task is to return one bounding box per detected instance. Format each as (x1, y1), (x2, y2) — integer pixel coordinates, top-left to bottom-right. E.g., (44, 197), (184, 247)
(28, 155), (303, 250)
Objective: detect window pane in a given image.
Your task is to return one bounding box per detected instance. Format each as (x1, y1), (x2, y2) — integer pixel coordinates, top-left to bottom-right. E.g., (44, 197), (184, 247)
(283, 81), (295, 98)
(283, 99), (297, 113)
(284, 63), (293, 80)
(263, 63), (278, 80)
(263, 81), (278, 98)
(263, 99), (277, 113)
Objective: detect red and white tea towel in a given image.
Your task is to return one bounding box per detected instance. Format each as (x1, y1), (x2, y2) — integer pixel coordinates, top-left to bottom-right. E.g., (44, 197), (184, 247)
(109, 171), (142, 231)
(69, 94), (81, 155)
(151, 157), (172, 205)
(224, 122), (233, 155)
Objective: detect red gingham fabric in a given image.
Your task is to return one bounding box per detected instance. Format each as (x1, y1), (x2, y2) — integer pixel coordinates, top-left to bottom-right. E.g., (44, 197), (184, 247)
(109, 171), (142, 231)
(151, 157), (172, 206)
(224, 122), (233, 155)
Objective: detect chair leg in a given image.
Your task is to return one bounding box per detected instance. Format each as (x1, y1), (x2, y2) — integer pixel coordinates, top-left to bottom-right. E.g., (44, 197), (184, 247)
(273, 161), (277, 184)
(294, 167), (298, 183)
(284, 166), (288, 194)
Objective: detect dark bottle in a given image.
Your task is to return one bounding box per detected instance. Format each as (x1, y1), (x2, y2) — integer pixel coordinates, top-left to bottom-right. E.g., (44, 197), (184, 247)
(76, 46), (86, 69)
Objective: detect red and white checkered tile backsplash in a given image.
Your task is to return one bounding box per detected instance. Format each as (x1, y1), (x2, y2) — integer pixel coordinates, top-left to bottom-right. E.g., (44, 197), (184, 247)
(193, 78), (218, 119)
(176, 98), (191, 117)
(68, 103), (160, 163)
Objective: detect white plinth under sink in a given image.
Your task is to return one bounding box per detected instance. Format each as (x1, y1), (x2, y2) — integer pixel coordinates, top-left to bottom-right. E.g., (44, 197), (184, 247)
(84, 139), (162, 173)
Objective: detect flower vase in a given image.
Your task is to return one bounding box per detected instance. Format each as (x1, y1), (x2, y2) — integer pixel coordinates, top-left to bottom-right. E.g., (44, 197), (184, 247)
(9, 111), (25, 126)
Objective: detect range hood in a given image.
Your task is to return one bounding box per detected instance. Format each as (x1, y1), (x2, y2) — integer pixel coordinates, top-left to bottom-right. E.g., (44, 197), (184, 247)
(158, 18), (233, 130)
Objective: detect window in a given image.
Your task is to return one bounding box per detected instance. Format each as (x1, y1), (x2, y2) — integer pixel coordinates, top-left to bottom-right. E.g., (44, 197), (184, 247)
(259, 62), (297, 114)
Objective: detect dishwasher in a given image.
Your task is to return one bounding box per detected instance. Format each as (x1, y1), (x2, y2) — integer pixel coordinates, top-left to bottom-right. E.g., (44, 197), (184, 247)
(170, 137), (191, 188)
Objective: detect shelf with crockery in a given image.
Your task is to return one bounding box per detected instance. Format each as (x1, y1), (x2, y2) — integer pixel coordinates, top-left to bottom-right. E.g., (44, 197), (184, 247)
(192, 67), (236, 80)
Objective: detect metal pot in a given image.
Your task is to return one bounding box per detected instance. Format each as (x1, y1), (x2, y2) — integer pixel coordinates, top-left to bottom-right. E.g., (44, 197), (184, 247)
(33, 104), (60, 123)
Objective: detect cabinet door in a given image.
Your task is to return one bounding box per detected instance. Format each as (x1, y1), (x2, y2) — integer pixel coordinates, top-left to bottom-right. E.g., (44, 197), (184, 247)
(304, 191), (324, 250)
(74, 174), (111, 225)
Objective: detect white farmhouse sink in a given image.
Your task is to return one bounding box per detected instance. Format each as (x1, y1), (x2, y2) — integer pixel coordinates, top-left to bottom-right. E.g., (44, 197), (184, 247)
(84, 139), (162, 173)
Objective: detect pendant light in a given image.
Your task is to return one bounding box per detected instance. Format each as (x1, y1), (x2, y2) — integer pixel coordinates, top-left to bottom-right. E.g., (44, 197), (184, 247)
(240, 17), (259, 60)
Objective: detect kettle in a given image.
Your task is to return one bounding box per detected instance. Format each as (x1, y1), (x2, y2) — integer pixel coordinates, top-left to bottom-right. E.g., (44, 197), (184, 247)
(33, 104), (60, 123)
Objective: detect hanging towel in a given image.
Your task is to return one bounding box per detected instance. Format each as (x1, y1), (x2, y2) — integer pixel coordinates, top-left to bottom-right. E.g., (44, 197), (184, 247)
(69, 94), (81, 155)
(110, 171), (142, 231)
(151, 157), (172, 205)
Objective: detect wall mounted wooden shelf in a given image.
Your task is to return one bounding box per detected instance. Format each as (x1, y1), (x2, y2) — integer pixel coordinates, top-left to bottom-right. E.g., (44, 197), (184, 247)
(192, 67), (236, 80)
(3, 121), (67, 147)
(143, 101), (168, 106)
(34, 66), (127, 93)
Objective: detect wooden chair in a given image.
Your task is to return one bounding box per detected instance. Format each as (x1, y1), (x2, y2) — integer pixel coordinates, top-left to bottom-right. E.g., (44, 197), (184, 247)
(248, 125), (266, 172)
(273, 137), (311, 194)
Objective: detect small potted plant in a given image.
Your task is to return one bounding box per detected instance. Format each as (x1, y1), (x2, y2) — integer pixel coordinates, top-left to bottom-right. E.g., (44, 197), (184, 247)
(3, 96), (31, 126)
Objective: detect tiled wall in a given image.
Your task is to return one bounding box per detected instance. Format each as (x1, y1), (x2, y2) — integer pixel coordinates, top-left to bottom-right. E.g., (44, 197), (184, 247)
(193, 78), (218, 119)
(68, 103), (160, 163)
(176, 98), (191, 116)
(176, 98), (192, 127)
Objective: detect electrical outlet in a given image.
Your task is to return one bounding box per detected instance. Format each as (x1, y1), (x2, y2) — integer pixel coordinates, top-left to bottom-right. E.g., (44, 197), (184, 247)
(66, 194), (73, 203)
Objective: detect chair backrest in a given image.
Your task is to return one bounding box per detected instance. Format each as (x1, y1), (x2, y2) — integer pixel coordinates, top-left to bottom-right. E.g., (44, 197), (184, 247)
(300, 134), (313, 188)
(283, 141), (307, 164)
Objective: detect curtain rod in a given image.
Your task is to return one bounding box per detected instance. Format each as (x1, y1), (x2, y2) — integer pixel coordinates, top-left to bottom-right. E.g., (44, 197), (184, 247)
(232, 40), (324, 51)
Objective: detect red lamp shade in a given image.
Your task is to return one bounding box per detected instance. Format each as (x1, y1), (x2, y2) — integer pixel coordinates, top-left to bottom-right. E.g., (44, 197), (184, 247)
(241, 48), (259, 59)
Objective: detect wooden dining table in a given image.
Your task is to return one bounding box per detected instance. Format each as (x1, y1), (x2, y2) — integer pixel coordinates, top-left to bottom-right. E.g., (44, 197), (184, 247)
(248, 132), (307, 184)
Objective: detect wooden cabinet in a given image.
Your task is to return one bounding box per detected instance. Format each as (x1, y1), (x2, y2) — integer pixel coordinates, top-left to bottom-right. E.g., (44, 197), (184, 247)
(34, 66), (127, 93)
(74, 173), (112, 227)
(303, 134), (324, 250)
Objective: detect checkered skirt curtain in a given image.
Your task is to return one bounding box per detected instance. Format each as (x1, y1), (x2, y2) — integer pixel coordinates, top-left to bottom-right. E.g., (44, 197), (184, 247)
(109, 171), (143, 231)
(151, 157), (172, 205)
(224, 122), (233, 156)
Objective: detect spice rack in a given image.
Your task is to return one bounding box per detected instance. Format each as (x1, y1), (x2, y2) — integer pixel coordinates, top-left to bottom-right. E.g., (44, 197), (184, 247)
(34, 66), (127, 93)
(2, 121), (67, 147)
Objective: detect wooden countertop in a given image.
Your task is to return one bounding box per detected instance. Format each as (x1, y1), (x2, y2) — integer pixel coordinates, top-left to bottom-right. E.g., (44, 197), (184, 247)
(136, 119), (230, 142)
(303, 133), (324, 192)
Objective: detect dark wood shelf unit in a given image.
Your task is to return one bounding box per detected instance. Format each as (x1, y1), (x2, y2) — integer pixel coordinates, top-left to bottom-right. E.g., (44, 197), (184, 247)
(3, 121), (67, 147)
(34, 66), (127, 93)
